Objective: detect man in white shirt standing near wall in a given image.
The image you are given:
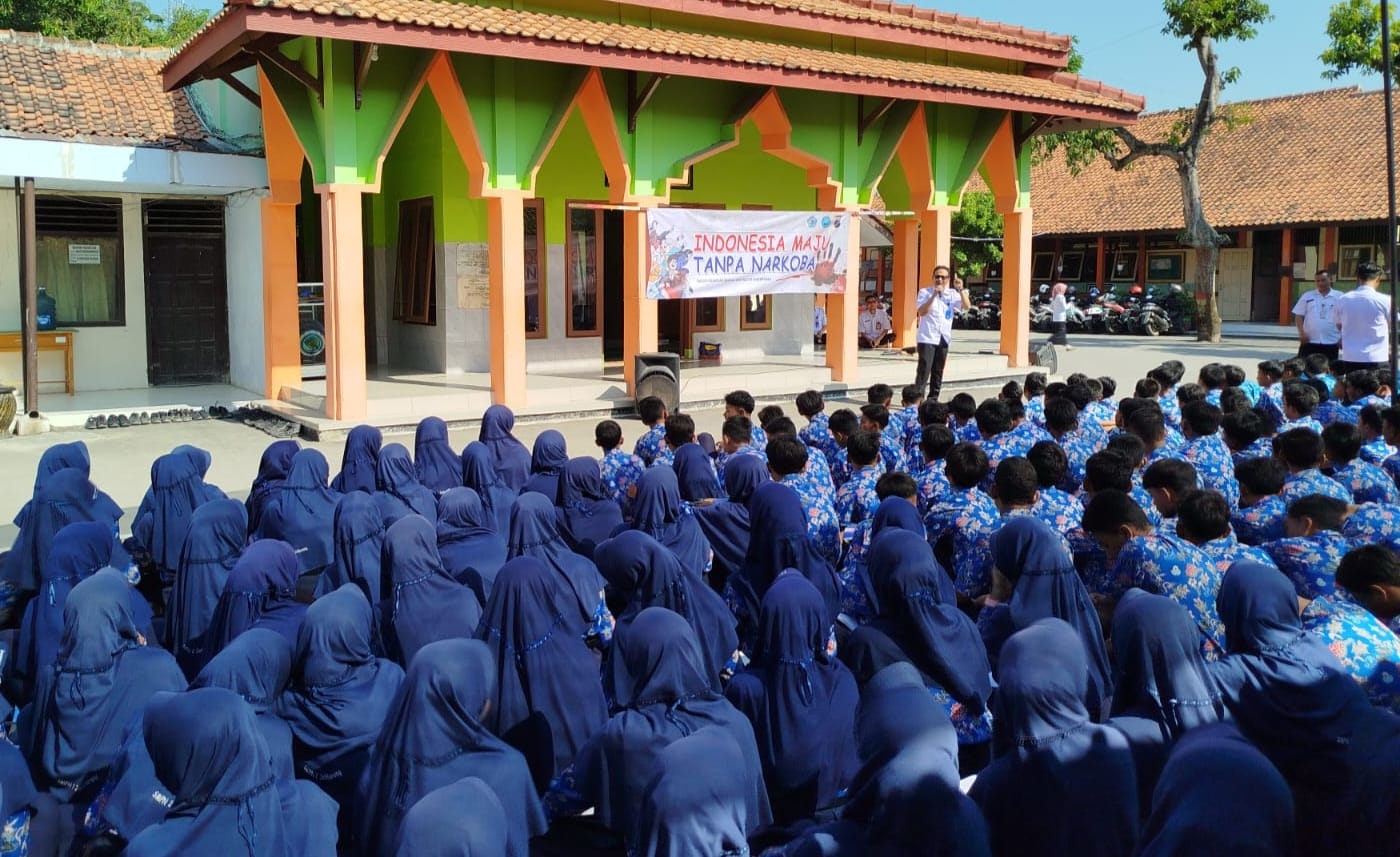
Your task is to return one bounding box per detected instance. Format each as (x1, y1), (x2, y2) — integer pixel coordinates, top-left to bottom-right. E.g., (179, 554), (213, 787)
(858, 294), (893, 348)
(1335, 261), (1392, 375)
(913, 265), (971, 401)
(1293, 269), (1341, 363)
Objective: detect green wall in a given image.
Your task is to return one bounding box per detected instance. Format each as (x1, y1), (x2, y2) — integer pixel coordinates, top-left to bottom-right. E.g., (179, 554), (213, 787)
(373, 90), (487, 247)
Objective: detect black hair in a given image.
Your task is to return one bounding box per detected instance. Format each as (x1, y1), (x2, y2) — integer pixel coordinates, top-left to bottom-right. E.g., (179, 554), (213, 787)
(1257, 360), (1284, 382)
(1383, 407), (1400, 434)
(1236, 456), (1286, 497)
(994, 457), (1039, 507)
(1338, 544), (1400, 591)
(1082, 488), (1151, 534)
(1065, 373), (1090, 386)
(829, 408), (859, 439)
(1219, 387), (1251, 414)
(1223, 364), (1246, 387)
(901, 384), (924, 406)
(1084, 377), (1105, 401)
(847, 430), (881, 467)
(1221, 409), (1264, 451)
(1322, 422), (1363, 466)
(722, 415), (753, 445)
(1176, 489), (1232, 542)
(948, 393), (977, 422)
(1359, 404), (1385, 436)
(1175, 382), (1206, 407)
(595, 419), (623, 451)
(1027, 441), (1068, 489)
(1283, 382), (1320, 416)
(1000, 380), (1024, 402)
(1159, 360), (1186, 386)
(1065, 384), (1093, 413)
(1045, 381), (1069, 399)
(920, 425), (956, 462)
(1097, 377), (1117, 399)
(1024, 372), (1048, 397)
(1106, 433), (1148, 469)
(1126, 406), (1167, 446)
(795, 390), (825, 418)
(860, 403), (891, 430)
(1303, 353), (1332, 377)
(1044, 397), (1079, 434)
(757, 405), (785, 429)
(664, 413), (695, 448)
(918, 399), (950, 428)
(1004, 398), (1026, 424)
(638, 396), (666, 425)
(765, 416), (798, 439)
(1084, 450), (1135, 493)
(1134, 377), (1162, 399)
(1181, 400), (1223, 438)
(1273, 427), (1324, 470)
(867, 383), (894, 406)
(1147, 366), (1175, 389)
(974, 399), (1012, 437)
(1347, 370), (1381, 397)
(876, 471), (918, 500)
(944, 443), (990, 490)
(1198, 363), (1227, 390)
(1286, 493), (1349, 531)
(724, 390), (756, 414)
(765, 436), (809, 477)
(1117, 397), (1151, 423)
(1282, 357), (1307, 378)
(1142, 458), (1199, 494)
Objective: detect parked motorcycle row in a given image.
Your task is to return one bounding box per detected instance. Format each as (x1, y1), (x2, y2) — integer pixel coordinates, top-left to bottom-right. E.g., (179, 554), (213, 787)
(953, 283), (1196, 336)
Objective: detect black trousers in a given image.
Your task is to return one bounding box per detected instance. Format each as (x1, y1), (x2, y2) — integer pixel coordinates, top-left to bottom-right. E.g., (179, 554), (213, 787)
(915, 341), (950, 400)
(1334, 359), (1385, 377)
(1050, 321), (1069, 346)
(1298, 342), (1340, 363)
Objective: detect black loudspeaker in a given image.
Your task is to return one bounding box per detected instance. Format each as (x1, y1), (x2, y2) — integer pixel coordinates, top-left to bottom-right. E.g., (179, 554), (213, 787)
(1029, 342), (1058, 375)
(635, 352), (681, 413)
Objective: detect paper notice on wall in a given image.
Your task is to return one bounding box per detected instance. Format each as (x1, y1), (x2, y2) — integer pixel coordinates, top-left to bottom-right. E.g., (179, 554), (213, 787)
(68, 244), (101, 265)
(456, 243), (489, 309)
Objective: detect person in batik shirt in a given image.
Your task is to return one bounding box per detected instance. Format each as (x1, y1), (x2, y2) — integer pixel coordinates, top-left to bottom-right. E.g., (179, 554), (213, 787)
(974, 399), (1033, 493)
(1338, 544), (1400, 637)
(595, 419), (645, 518)
(826, 409), (859, 490)
(764, 435), (840, 564)
(1175, 488), (1279, 577)
(1356, 405), (1396, 465)
(1044, 397), (1099, 493)
(914, 424), (955, 516)
(1278, 382), (1324, 435)
(1342, 501), (1400, 551)
(1027, 442), (1083, 531)
(1222, 409), (1276, 466)
(795, 389), (841, 472)
(1142, 458), (1200, 539)
(1323, 422), (1400, 505)
(1301, 592), (1400, 714)
(1275, 427), (1353, 505)
(1179, 400), (1239, 508)
(925, 443), (1000, 599)
(1231, 456), (1290, 546)
(1262, 493), (1360, 600)
(632, 395), (669, 466)
(834, 430), (883, 531)
(859, 404), (906, 474)
(716, 416), (764, 485)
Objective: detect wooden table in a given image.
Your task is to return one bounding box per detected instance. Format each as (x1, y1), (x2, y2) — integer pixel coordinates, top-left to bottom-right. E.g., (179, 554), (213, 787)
(0, 330), (77, 394)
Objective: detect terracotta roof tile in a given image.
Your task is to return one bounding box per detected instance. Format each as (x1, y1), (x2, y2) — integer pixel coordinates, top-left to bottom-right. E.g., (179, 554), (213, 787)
(721, 0), (1071, 51)
(1029, 87), (1390, 233)
(0, 30), (209, 149)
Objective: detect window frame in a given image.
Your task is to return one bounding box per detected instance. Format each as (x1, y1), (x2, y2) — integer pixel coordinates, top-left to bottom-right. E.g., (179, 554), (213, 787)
(392, 196), (437, 325)
(1108, 250), (1139, 282)
(1032, 251), (1055, 281)
(34, 195), (126, 327)
(1339, 244), (1378, 280)
(565, 201), (604, 338)
(1145, 250), (1186, 282)
(1056, 251), (1085, 281)
(524, 198), (546, 339)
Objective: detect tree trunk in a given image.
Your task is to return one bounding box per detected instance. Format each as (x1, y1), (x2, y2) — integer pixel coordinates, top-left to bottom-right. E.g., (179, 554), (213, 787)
(1178, 159), (1223, 342)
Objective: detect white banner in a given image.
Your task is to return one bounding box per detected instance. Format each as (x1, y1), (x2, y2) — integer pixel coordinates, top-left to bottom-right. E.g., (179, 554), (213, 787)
(646, 208), (849, 299)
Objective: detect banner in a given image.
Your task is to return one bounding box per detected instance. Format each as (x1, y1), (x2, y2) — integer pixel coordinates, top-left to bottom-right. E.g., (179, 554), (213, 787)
(646, 208), (849, 299)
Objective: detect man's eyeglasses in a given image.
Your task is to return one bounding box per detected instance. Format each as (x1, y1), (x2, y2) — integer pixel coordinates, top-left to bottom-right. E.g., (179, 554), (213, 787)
(933, 275), (949, 281)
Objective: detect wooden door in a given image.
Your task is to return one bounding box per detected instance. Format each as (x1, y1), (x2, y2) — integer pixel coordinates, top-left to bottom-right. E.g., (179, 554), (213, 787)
(1216, 248), (1253, 322)
(143, 200), (229, 385)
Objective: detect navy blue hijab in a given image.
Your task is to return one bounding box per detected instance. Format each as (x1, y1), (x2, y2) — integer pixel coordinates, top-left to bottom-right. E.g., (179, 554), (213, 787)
(332, 424), (382, 494)
(628, 466), (713, 581)
(414, 416), (463, 493)
(672, 442), (721, 502)
(476, 556), (609, 789)
(205, 539), (306, 658)
(124, 688), (339, 857)
(383, 515), (483, 667)
(725, 571), (859, 825)
(137, 445), (225, 574)
(462, 441), (517, 537)
(968, 619), (1139, 857)
(869, 496), (924, 538)
(731, 481), (841, 641)
(479, 405), (532, 493)
(505, 492), (605, 635)
(988, 516), (1112, 720)
(375, 444), (438, 526)
(636, 727), (753, 857)
(395, 777), (509, 857)
(12, 439), (90, 530)
(190, 627), (296, 781)
(522, 429), (568, 499)
(436, 487), (508, 602)
(166, 498), (248, 675)
(257, 449), (341, 574)
(693, 454), (769, 582)
(316, 491), (386, 606)
(1109, 588), (1222, 735)
(247, 440), (299, 535)
(553, 457), (623, 559)
(356, 638), (546, 857)
(5, 466), (125, 593)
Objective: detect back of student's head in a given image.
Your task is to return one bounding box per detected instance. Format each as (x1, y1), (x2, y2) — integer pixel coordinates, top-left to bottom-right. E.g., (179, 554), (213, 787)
(1286, 493), (1349, 532)
(795, 389), (825, 418)
(1004, 397), (1026, 424)
(1338, 544), (1400, 593)
(1000, 380), (1024, 402)
(1116, 396), (1150, 425)
(867, 383), (894, 406)
(1084, 450), (1135, 493)
(1044, 397), (1079, 434)
(1083, 377), (1105, 402)
(1126, 406), (1167, 446)
(1322, 422), (1363, 466)
(1236, 455), (1287, 498)
(722, 415), (753, 446)
(1222, 409), (1264, 450)
(765, 416), (798, 439)
(1283, 382), (1320, 416)
(829, 408), (859, 439)
(595, 419), (623, 451)
(1175, 383), (1206, 407)
(948, 393), (977, 423)
(1348, 370), (1381, 398)
(876, 471), (918, 500)
(860, 403), (891, 430)
(665, 413), (695, 448)
(1273, 427), (1324, 470)
(1304, 353), (1332, 378)
(1106, 433), (1148, 470)
(974, 399), (1012, 437)
(1176, 489), (1232, 542)
(1024, 372), (1048, 398)
(1219, 387), (1250, 415)
(1257, 360), (1284, 383)
(766, 436), (809, 477)
(945, 443), (990, 490)
(1360, 404), (1385, 437)
(1282, 357), (1307, 378)
(1082, 488), (1150, 534)
(994, 457), (1038, 507)
(1223, 364), (1246, 388)
(638, 396), (666, 426)
(1147, 366), (1175, 390)
(920, 425), (956, 462)
(1181, 400), (1223, 437)
(847, 430), (881, 467)
(901, 384), (924, 406)
(757, 405), (785, 430)
(1027, 441), (1068, 489)
(1065, 383), (1093, 413)
(1045, 381), (1069, 399)
(1198, 363), (1227, 390)
(1134, 377), (1163, 400)
(1142, 458), (1198, 494)
(724, 390), (756, 415)
(1097, 377), (1117, 400)
(918, 399), (950, 428)
(1160, 360), (1187, 386)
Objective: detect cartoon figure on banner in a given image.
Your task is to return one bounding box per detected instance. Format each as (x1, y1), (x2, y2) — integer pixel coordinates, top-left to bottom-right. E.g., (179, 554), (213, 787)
(647, 221), (693, 299)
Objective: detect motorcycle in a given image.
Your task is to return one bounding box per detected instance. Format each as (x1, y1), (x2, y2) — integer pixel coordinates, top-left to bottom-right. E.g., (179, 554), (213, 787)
(1103, 287), (1134, 335)
(1081, 287), (1107, 334)
(977, 290), (1001, 330)
(1134, 288), (1172, 336)
(1064, 293), (1088, 333)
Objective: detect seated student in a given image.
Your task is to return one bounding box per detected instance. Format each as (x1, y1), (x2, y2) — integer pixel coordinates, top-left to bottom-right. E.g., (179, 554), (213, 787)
(1180, 400), (1240, 508)
(716, 416), (763, 483)
(924, 443), (1001, 598)
(1324, 422), (1400, 505)
(1257, 359), (1287, 425)
(892, 384), (924, 451)
(1219, 386), (1252, 416)
(1357, 405), (1396, 465)
(1005, 396), (1051, 446)
(865, 383), (900, 440)
(1134, 376), (1161, 402)
(1082, 377), (1115, 426)
(859, 404), (906, 474)
(756, 404), (785, 432)
(838, 473), (920, 624)
(1067, 382), (1111, 446)
(1150, 361), (1186, 429)
(650, 412), (695, 470)
(993, 457), (1075, 551)
(1175, 382), (1207, 414)
(1279, 381), (1325, 435)
(1225, 363), (1262, 407)
(1065, 450), (1141, 586)
(1276, 427), (1354, 505)
(1281, 356), (1306, 383)
(1097, 376), (1118, 411)
(905, 398), (948, 472)
(1044, 396), (1097, 493)
(1295, 567), (1400, 715)
(1382, 407), (1400, 488)
(1142, 459), (1200, 538)
(1303, 352), (1337, 396)
(632, 396), (669, 466)
(1198, 363), (1227, 407)
(1175, 488), (1278, 576)
(914, 425), (956, 516)
(765, 416), (833, 495)
(764, 436), (840, 564)
(723, 390), (768, 451)
(822, 408), (857, 489)
(974, 399), (1032, 491)
(1338, 544), (1400, 634)
(948, 393), (980, 443)
(1262, 493), (1361, 600)
(1342, 499), (1400, 551)
(1028, 441), (1083, 530)
(795, 389), (840, 471)
(1232, 456), (1291, 545)
(1222, 408), (1276, 464)
(1023, 372), (1049, 426)
(596, 420), (646, 517)
(835, 430), (883, 531)
(1124, 402), (1177, 468)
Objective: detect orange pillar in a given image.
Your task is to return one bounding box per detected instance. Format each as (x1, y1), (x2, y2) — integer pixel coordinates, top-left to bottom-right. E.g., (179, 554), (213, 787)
(1322, 226), (1338, 275)
(319, 185), (369, 421)
(891, 218), (919, 348)
(488, 194), (527, 408)
(261, 199), (301, 399)
(826, 213), (860, 382)
(1279, 227), (1295, 325)
(1095, 235), (1106, 289)
(918, 207), (953, 285)
(623, 209), (658, 393)
(1000, 208), (1032, 366)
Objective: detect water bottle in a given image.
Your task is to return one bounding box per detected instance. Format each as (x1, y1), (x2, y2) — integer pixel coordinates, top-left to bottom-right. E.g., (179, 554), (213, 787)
(36, 287), (56, 331)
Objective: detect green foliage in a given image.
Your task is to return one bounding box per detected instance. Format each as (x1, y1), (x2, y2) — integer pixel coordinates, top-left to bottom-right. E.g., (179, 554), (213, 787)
(950, 192), (1003, 278)
(1163, 0), (1272, 45)
(1321, 0), (1393, 78)
(0, 0), (208, 47)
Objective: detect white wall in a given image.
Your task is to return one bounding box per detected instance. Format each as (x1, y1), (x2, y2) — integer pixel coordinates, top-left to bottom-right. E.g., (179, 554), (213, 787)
(0, 190), (18, 328)
(225, 190), (266, 392)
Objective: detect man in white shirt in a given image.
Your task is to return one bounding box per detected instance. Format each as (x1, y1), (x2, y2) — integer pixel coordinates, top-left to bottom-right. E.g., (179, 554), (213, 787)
(858, 295), (893, 348)
(1293, 270), (1340, 361)
(913, 265), (971, 400)
(1336, 261), (1393, 374)
(813, 302), (827, 346)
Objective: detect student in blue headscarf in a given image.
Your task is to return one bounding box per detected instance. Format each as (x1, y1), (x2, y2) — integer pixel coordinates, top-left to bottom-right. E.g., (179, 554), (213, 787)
(256, 449), (342, 576)
(437, 487), (508, 602)
(203, 539), (306, 660)
(19, 572), (185, 823)
(316, 492), (386, 606)
(480, 405), (533, 493)
(693, 454), (768, 593)
(1209, 560), (1400, 854)
(462, 441), (518, 536)
(838, 495), (926, 624)
(506, 493), (608, 639)
(476, 556), (609, 790)
(544, 608), (770, 850)
(356, 638), (546, 857)
(374, 444), (438, 525)
(4, 467), (127, 595)
(246, 439), (299, 535)
(725, 571), (859, 827)
(672, 441), (722, 502)
(278, 584), (404, 843)
(593, 531), (737, 697)
(11, 440), (90, 533)
(190, 628), (296, 780)
(969, 619), (1138, 857)
(523, 430), (568, 499)
(983, 516), (1113, 720)
(395, 777), (509, 857)
(123, 688), (339, 857)
(553, 458), (623, 560)
(165, 498), (247, 677)
(382, 515), (483, 667)
(1138, 722), (1295, 857)
(413, 416), (463, 493)
(635, 727), (753, 857)
(624, 467), (713, 582)
(332, 424), (382, 494)
(131, 445), (226, 579)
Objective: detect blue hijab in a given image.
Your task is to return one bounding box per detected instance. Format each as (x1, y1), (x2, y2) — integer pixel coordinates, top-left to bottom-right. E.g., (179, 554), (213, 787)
(375, 444), (438, 526)
(462, 441), (517, 537)
(332, 424), (382, 494)
(869, 496), (924, 538)
(396, 777), (509, 857)
(594, 531), (738, 696)
(137, 445), (225, 574)
(628, 466), (712, 581)
(437, 487), (508, 602)
(12, 440), (90, 529)
(317, 492), (386, 605)
(476, 556), (609, 789)
(356, 638), (546, 857)
(413, 416), (463, 493)
(257, 449), (341, 574)
(968, 619), (1138, 857)
(190, 628), (296, 780)
(383, 515), (483, 667)
(731, 481), (841, 639)
(479, 405), (532, 493)
(1109, 588), (1222, 734)
(506, 492), (605, 635)
(5, 466), (125, 593)
(124, 688), (339, 857)
(724, 571), (859, 826)
(246, 440), (299, 535)
(989, 516), (1112, 719)
(522, 429), (568, 499)
(554, 457), (623, 560)
(205, 540), (305, 659)
(693, 455), (769, 581)
(636, 727), (753, 857)
(166, 498), (248, 675)
(672, 442), (721, 502)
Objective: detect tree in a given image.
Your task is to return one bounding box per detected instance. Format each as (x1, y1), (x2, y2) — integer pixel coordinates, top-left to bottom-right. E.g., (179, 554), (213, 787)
(951, 192), (1004, 281)
(1321, 0), (1393, 78)
(0, 0), (208, 47)
(1036, 0), (1272, 342)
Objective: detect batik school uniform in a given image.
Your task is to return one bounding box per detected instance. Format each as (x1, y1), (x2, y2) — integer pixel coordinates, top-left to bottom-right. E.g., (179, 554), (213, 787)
(925, 487), (1000, 598)
(1033, 486), (1082, 531)
(1302, 595), (1400, 715)
(1232, 495), (1288, 545)
(1343, 502), (1400, 550)
(915, 460), (951, 517)
(1259, 382), (1285, 426)
(600, 448), (646, 516)
(1262, 530), (1359, 600)
(953, 420), (980, 444)
(1233, 436), (1275, 465)
(1238, 379), (1264, 406)
(1196, 532), (1279, 577)
(716, 444), (763, 484)
(835, 465), (882, 530)
(1330, 459), (1400, 505)
(1360, 438), (1396, 466)
(777, 473), (841, 565)
(1281, 468), (1353, 506)
(977, 432), (1034, 492)
(1160, 393), (1182, 432)
(800, 412), (841, 472)
(1055, 429), (1100, 493)
(1105, 534), (1226, 660)
(1278, 416), (1325, 435)
(830, 447), (851, 490)
(1023, 395), (1046, 427)
(633, 424), (667, 467)
(877, 433), (906, 475)
(802, 446), (836, 496)
(1009, 420), (1052, 446)
(1182, 434), (1239, 508)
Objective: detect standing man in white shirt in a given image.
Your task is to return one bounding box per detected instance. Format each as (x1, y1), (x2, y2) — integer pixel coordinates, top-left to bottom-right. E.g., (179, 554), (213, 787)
(1335, 261), (1392, 375)
(858, 295), (893, 348)
(913, 265), (971, 401)
(1293, 270), (1341, 362)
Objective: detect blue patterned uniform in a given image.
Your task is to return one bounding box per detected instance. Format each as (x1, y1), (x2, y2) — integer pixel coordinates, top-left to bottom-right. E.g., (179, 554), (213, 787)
(633, 423), (667, 466)
(716, 444), (763, 485)
(600, 448), (645, 515)
(1055, 428), (1101, 493)
(800, 412), (841, 471)
(925, 487), (1000, 598)
(1130, 484), (1166, 530)
(978, 432), (1035, 491)
(830, 448), (851, 490)
(1331, 460), (1400, 505)
(1024, 395), (1046, 427)
(1010, 420), (1052, 446)
(1067, 527), (1109, 589)
(1262, 531), (1358, 599)
(1232, 495), (1288, 545)
(878, 433), (906, 475)
(749, 423), (769, 452)
(1160, 393), (1182, 432)
(1259, 382), (1286, 427)
(1384, 455), (1400, 491)
(778, 473), (841, 564)
(1108, 534), (1227, 660)
(1196, 533), (1279, 577)
(902, 418), (928, 469)
(1183, 434), (1239, 508)
(915, 460), (951, 516)
(1033, 487), (1083, 531)
(835, 465), (883, 529)
(1282, 468), (1354, 506)
(1302, 595), (1400, 715)
(954, 421), (981, 444)
(1343, 502), (1400, 550)
(1204, 389), (1223, 407)
(802, 447), (835, 496)
(1233, 436), (1276, 465)
(1279, 416), (1324, 435)
(1361, 439), (1396, 466)
(650, 445), (676, 470)
(1238, 380), (1264, 406)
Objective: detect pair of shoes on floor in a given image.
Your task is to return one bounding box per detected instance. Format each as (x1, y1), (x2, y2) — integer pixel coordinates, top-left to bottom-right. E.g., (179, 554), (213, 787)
(208, 404), (230, 418)
(86, 413), (132, 429)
